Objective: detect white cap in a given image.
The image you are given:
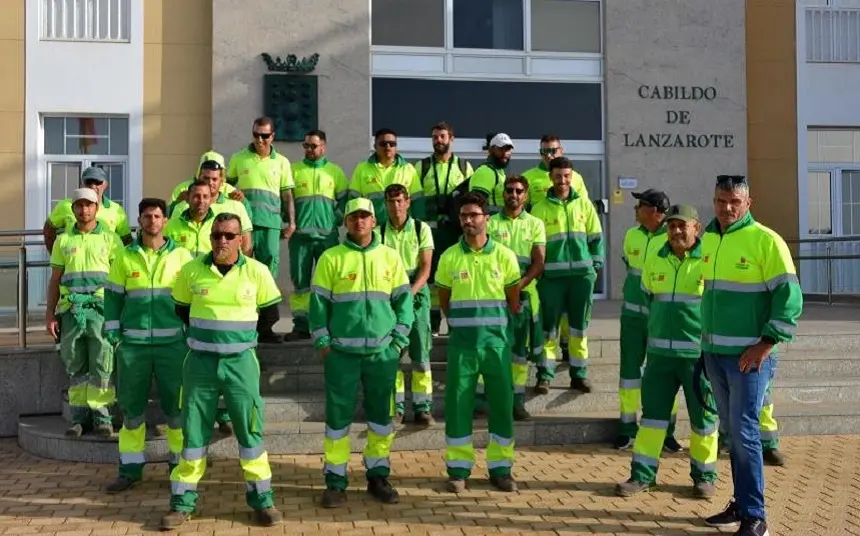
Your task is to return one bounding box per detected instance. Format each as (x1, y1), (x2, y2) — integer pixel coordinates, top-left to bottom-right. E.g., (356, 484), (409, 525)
(489, 133), (514, 149)
(71, 188), (99, 205)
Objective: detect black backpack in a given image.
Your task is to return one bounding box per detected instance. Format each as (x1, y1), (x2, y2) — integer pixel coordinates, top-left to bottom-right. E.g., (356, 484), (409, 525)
(447, 163), (501, 225)
(419, 156), (471, 225)
(419, 155), (470, 186)
(380, 218), (424, 247)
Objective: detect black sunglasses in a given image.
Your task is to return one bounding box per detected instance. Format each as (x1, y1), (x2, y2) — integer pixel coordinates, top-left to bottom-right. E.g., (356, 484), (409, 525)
(200, 160), (223, 171)
(505, 187), (525, 194)
(253, 132), (273, 140)
(211, 232), (239, 241)
(377, 140), (397, 148)
(539, 148), (560, 156)
(302, 143), (322, 150)
(716, 175), (747, 185)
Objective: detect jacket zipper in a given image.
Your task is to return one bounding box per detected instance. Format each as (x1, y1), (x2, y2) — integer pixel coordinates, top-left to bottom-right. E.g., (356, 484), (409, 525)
(669, 254), (684, 351)
(710, 234), (726, 347)
(362, 249), (370, 350)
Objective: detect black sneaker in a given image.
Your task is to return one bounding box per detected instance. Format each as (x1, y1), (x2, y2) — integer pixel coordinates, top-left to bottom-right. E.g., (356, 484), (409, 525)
(367, 477), (399, 504)
(613, 435), (634, 450)
(663, 436), (683, 453)
(105, 476), (137, 494)
(570, 377), (592, 393)
(705, 500), (741, 529)
(533, 380), (550, 395)
(489, 474), (518, 492)
(735, 518), (769, 536)
(320, 488), (346, 508)
(763, 448), (785, 467)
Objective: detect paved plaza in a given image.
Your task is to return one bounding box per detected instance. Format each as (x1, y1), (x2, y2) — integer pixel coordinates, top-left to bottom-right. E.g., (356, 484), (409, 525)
(0, 435), (857, 535)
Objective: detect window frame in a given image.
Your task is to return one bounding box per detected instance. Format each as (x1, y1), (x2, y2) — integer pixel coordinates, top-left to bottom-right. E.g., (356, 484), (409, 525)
(40, 0), (132, 43)
(805, 163), (860, 237)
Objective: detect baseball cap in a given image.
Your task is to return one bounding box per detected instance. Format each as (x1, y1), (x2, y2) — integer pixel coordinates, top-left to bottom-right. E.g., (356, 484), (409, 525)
(81, 166), (108, 183)
(344, 198), (375, 217)
(489, 133), (514, 149)
(631, 189), (670, 213)
(71, 188), (99, 205)
(665, 204), (699, 222)
(198, 151), (225, 170)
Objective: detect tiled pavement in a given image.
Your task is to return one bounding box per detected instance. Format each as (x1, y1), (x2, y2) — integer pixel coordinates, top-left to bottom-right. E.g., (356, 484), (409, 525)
(0, 436), (858, 535)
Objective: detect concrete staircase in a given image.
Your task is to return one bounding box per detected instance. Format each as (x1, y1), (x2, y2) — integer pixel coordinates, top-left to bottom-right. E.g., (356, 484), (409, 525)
(17, 302), (860, 463)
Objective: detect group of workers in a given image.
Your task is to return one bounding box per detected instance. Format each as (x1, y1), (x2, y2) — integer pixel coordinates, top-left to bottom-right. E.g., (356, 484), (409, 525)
(41, 117), (801, 536)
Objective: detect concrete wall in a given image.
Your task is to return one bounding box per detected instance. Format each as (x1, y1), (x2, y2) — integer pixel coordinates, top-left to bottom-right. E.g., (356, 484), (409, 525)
(0, 0), (24, 233)
(804, 64), (860, 127)
(747, 0), (798, 242)
(0, 349), (66, 437)
(143, 0), (213, 201)
(212, 0), (371, 290)
(604, 0), (748, 297)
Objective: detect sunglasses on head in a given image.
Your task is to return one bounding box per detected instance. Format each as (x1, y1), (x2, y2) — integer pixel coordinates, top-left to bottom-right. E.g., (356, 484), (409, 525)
(211, 232), (238, 241)
(200, 160), (223, 171)
(539, 148), (560, 156)
(253, 131), (273, 140)
(716, 175), (747, 185)
(505, 187), (525, 194)
(377, 140), (397, 148)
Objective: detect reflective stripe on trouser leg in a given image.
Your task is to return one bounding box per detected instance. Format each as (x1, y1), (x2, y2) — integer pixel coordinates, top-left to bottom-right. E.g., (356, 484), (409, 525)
(409, 286), (433, 413)
(60, 311), (93, 424)
(618, 315), (648, 438)
(83, 309), (115, 424)
(511, 291), (532, 407)
(566, 272), (596, 380)
(680, 357), (719, 484)
(220, 350), (274, 509)
(289, 290), (311, 334)
(630, 357), (681, 485)
(481, 346), (515, 477)
(362, 345), (400, 479)
(153, 339), (186, 472)
(536, 277), (570, 381)
(170, 350), (219, 513)
(759, 382), (779, 450)
(394, 370), (406, 415)
(287, 234), (319, 334)
(118, 418), (147, 480)
(116, 343), (151, 481)
(446, 345), (480, 479)
(324, 348), (363, 490)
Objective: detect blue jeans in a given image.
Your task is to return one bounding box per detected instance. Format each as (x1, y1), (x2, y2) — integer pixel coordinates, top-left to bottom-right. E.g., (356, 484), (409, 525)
(703, 352), (775, 522)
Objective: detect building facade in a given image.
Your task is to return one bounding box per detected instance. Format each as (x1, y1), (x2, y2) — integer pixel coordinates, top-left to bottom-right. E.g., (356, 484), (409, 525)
(2, 0), (804, 300)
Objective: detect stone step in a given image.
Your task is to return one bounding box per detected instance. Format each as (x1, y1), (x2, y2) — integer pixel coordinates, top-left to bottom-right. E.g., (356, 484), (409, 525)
(69, 374), (860, 424)
(20, 401), (860, 463)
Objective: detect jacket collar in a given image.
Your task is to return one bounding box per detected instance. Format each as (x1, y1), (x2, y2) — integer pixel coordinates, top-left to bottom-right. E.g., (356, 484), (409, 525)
(705, 211), (755, 235)
(71, 221), (104, 235)
(658, 238), (702, 259)
(245, 144), (278, 160)
(367, 153), (407, 167)
(546, 187), (580, 205)
(180, 207), (215, 223)
(303, 157), (328, 168)
(343, 233), (380, 252)
(458, 235), (496, 254)
(129, 236), (177, 253)
(202, 251), (247, 267)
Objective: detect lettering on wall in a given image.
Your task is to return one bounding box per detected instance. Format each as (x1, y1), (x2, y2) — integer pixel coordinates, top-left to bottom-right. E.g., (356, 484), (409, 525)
(622, 85), (735, 149)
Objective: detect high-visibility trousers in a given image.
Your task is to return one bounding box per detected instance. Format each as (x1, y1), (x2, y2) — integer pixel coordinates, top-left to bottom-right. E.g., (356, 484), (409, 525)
(429, 224), (460, 333)
(324, 346), (400, 490)
(537, 272), (596, 381)
(169, 349), (273, 513)
(60, 308), (115, 426)
(630, 356), (719, 485)
(252, 226), (281, 278)
(288, 233), (338, 334)
(116, 340), (185, 480)
(446, 345), (514, 480)
(395, 286), (433, 414)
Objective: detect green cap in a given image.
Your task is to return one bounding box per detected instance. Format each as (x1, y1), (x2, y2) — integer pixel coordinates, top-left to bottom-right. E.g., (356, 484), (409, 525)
(344, 198), (375, 217)
(198, 150), (225, 170)
(81, 166), (108, 182)
(665, 204), (699, 222)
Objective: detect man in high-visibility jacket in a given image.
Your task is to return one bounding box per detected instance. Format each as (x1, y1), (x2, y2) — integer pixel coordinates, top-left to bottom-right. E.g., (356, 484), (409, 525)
(616, 189), (681, 452)
(169, 151), (244, 216)
(43, 166), (133, 253)
(700, 175), (802, 536)
(104, 198), (193, 494)
(347, 128), (422, 224)
(380, 184), (435, 425)
(615, 205), (719, 500)
(481, 175), (546, 421)
(46, 188), (123, 438)
(436, 191), (521, 494)
(284, 129), (348, 341)
(531, 157), (603, 393)
(163, 213), (283, 529)
(413, 122), (473, 336)
(310, 197), (414, 509)
(522, 135), (589, 209)
(469, 133), (512, 215)
(226, 116), (296, 280)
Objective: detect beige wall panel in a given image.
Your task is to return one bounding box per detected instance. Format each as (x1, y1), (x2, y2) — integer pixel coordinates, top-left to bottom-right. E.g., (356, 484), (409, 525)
(0, 111), (23, 154)
(144, 44), (213, 116)
(142, 154), (203, 199)
(0, 0), (23, 41)
(0, 153), (25, 229)
(144, 0), (212, 45)
(0, 40), (23, 113)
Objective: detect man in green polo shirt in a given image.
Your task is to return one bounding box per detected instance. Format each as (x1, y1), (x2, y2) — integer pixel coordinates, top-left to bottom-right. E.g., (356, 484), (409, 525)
(226, 116), (296, 280)
(380, 184), (435, 426)
(436, 191), (521, 494)
(522, 135), (589, 209)
(469, 133), (513, 215)
(169, 151), (244, 214)
(165, 181), (218, 258)
(43, 166), (132, 253)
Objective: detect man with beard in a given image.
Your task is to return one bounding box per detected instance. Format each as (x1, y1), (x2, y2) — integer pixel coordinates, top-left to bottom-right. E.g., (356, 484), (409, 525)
(480, 176), (545, 421)
(436, 192), (521, 494)
(46, 188), (123, 437)
(413, 122), (473, 336)
(522, 135), (589, 209)
(169, 151), (245, 213)
(470, 133), (513, 214)
(284, 129), (348, 342)
(310, 198), (414, 508)
(104, 198), (193, 493)
(531, 157), (603, 393)
(164, 213), (283, 529)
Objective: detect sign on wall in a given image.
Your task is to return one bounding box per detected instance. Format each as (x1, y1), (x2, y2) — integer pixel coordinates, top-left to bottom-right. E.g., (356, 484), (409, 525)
(260, 53), (320, 142)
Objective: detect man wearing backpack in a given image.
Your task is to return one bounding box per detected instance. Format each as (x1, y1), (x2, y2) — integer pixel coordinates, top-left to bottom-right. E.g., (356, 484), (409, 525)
(380, 184), (435, 426)
(470, 133), (513, 215)
(413, 122), (473, 336)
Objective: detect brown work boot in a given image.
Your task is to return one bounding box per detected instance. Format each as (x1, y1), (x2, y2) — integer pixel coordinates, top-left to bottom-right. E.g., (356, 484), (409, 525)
(414, 411), (435, 426)
(513, 405), (531, 421)
(446, 477), (467, 493)
(320, 488), (347, 508)
(615, 479), (654, 497)
(533, 379), (550, 395)
(490, 474), (518, 492)
(252, 507), (283, 526)
(160, 510), (191, 530)
(65, 423), (83, 438)
(94, 422), (114, 438)
(693, 481), (716, 499)
(570, 377), (593, 393)
(392, 413), (404, 425)
(218, 421), (234, 438)
(105, 476), (137, 494)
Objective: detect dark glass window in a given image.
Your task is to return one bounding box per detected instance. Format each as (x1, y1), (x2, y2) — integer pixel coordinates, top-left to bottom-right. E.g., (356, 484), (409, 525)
(372, 0), (445, 47)
(454, 0), (524, 50)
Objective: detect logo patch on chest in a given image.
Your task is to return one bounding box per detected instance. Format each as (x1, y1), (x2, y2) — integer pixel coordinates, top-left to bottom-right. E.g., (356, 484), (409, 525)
(456, 271), (470, 281)
(130, 271), (140, 279)
(735, 257), (750, 270)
